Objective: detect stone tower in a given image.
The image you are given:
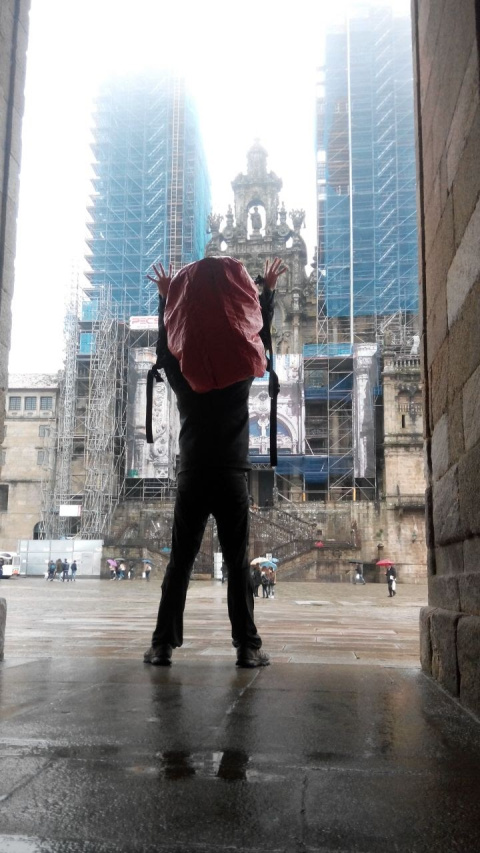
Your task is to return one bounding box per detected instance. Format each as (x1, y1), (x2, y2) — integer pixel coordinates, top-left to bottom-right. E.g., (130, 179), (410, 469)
(205, 141), (317, 353)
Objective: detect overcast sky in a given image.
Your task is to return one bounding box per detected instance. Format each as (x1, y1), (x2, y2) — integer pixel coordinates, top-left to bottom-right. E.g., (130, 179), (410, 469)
(9, 0), (411, 374)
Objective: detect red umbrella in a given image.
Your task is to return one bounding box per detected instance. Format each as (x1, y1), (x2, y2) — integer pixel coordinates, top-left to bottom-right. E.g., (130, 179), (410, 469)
(376, 559), (395, 566)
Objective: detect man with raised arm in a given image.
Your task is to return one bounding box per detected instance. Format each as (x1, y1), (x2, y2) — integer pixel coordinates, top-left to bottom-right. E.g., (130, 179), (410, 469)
(143, 255), (286, 668)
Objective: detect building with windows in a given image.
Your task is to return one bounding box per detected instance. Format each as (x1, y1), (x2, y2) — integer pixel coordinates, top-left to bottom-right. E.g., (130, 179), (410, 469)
(0, 374), (59, 550)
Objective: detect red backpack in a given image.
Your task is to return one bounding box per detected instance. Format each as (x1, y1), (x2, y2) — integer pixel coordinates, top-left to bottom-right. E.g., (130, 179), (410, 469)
(164, 256), (266, 391)
(146, 256), (279, 465)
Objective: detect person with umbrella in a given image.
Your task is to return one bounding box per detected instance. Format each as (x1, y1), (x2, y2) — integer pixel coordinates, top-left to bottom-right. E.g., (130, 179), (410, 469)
(377, 560), (397, 597)
(386, 564), (397, 597)
(252, 566), (262, 597)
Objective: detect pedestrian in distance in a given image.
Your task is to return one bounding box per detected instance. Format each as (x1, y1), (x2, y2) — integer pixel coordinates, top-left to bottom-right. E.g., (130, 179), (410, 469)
(252, 567), (262, 597)
(71, 560), (77, 581)
(267, 568), (276, 598)
(55, 558), (63, 580)
(386, 565), (397, 597)
(144, 564), (151, 581)
(143, 255), (286, 668)
(61, 559), (69, 582)
(261, 571), (269, 599)
(354, 565), (366, 585)
(47, 560), (56, 581)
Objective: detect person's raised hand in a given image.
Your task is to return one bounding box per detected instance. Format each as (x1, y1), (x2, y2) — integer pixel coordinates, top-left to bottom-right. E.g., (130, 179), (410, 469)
(263, 257), (288, 290)
(147, 262), (172, 298)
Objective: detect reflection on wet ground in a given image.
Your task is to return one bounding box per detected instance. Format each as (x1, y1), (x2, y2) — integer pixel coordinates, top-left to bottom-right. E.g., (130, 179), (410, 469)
(1, 579), (480, 852)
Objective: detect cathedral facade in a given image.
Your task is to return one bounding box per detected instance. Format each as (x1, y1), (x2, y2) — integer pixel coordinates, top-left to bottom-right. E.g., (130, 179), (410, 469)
(205, 140), (317, 353)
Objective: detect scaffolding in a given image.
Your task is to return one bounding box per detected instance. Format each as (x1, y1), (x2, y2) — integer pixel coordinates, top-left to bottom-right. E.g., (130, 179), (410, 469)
(80, 285), (128, 539)
(85, 72), (210, 321)
(41, 268), (82, 538)
(311, 5), (418, 501)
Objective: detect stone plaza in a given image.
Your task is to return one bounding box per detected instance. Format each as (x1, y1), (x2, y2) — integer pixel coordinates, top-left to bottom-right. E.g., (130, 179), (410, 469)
(1, 577), (480, 852)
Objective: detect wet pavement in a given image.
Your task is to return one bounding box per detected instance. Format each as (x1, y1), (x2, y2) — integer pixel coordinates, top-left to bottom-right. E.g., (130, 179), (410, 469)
(1, 578), (479, 852)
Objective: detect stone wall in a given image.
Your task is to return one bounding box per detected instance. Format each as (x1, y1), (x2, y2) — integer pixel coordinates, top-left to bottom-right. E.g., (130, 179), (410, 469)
(413, 0), (480, 715)
(0, 1), (30, 442)
(107, 496), (426, 583)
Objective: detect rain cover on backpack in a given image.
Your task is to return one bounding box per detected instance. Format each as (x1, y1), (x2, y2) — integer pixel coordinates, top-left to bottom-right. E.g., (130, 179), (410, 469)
(164, 256), (267, 392)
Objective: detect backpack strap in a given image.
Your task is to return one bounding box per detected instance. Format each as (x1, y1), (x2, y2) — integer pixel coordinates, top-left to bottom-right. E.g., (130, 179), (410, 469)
(145, 363), (163, 444)
(256, 276), (280, 468)
(146, 301), (169, 445)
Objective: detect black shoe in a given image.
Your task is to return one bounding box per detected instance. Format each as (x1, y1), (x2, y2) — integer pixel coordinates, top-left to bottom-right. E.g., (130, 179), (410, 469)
(144, 644), (173, 666)
(236, 647), (270, 668)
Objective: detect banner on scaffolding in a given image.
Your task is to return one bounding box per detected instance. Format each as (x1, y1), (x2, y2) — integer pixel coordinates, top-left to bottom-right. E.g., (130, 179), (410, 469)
(125, 348), (178, 479)
(129, 316), (158, 331)
(353, 344), (377, 479)
(249, 354), (305, 456)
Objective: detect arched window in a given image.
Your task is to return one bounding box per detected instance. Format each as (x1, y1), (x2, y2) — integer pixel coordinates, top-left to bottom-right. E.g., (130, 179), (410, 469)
(33, 521), (45, 540)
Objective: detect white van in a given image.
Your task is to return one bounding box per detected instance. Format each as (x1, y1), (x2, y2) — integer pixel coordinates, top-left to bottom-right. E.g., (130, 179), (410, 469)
(0, 552), (20, 578)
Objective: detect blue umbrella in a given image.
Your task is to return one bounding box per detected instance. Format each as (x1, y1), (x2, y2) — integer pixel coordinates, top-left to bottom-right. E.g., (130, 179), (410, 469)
(260, 560), (277, 569)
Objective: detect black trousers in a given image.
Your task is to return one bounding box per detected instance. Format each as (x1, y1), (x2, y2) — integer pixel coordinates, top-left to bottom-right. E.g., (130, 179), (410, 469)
(152, 469), (261, 650)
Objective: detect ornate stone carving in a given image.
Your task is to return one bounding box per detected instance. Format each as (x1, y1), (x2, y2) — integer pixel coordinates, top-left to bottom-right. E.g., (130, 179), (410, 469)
(290, 209), (306, 232)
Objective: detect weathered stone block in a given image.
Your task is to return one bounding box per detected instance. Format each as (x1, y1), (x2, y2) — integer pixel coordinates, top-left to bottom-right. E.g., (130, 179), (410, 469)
(432, 464), (461, 544)
(447, 278), (480, 402)
(419, 0), (448, 104)
(452, 104), (480, 249)
(427, 548), (436, 577)
(462, 362), (480, 451)
(430, 607), (460, 695)
(435, 541), (464, 575)
(426, 290), (448, 370)
(0, 597), (6, 660)
(425, 484), (435, 550)
(429, 573), (460, 610)
(447, 392), (465, 466)
(447, 194), (480, 328)
(459, 441), (480, 536)
(463, 536), (480, 573)
(424, 168), (442, 259)
(429, 340), (448, 428)
(431, 413), (449, 480)
(445, 43), (479, 190)
(457, 615), (480, 716)
(425, 191), (454, 302)
(419, 605), (433, 674)
(458, 572), (480, 617)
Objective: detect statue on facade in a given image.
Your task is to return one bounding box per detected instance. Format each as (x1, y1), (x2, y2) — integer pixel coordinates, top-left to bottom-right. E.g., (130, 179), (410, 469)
(206, 212), (224, 253)
(290, 209), (306, 232)
(276, 202), (292, 240)
(277, 330), (291, 354)
(222, 205), (235, 242)
(250, 206), (262, 233)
